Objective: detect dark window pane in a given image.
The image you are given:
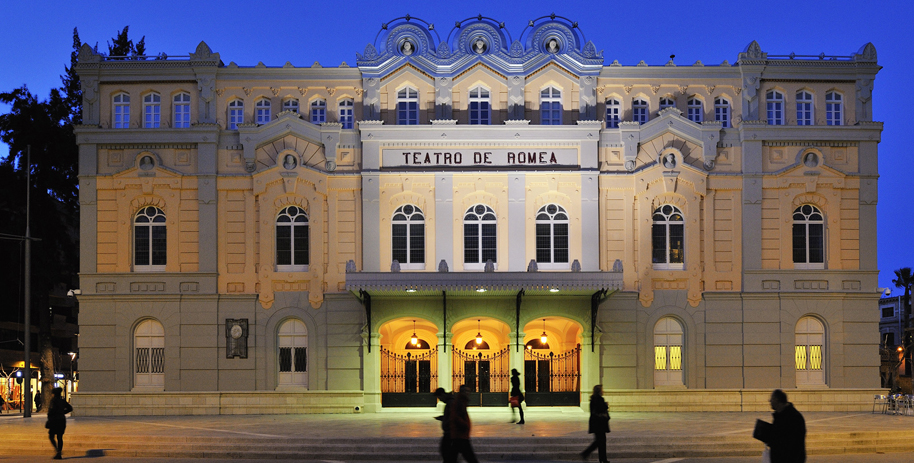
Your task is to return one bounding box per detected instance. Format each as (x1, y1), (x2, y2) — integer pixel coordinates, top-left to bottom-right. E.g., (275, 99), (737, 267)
(136, 348), (149, 373)
(793, 224), (806, 263)
(276, 226), (291, 265)
(536, 223), (551, 262)
(279, 347), (292, 372)
(464, 223), (479, 263)
(554, 223), (568, 263)
(669, 224), (684, 263)
(410, 223), (424, 263)
(135, 226), (150, 266)
(392, 224), (407, 263)
(294, 347), (307, 372)
(151, 225), (167, 266)
(294, 224), (309, 265)
(652, 224), (666, 263)
(151, 348), (164, 374)
(481, 223), (497, 263)
(808, 223), (824, 263)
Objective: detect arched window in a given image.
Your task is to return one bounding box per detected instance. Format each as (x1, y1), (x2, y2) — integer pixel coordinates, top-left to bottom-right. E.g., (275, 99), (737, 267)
(766, 90), (784, 125)
(796, 316), (825, 386)
(540, 87), (562, 125)
(605, 98), (621, 128)
(793, 205), (824, 269)
(392, 204), (425, 269)
(687, 98), (703, 123)
(276, 205), (309, 271)
(659, 97), (675, 114)
(397, 87), (418, 125)
(143, 93), (161, 128)
(310, 98), (326, 124)
(134, 206), (166, 271)
(714, 97), (730, 128)
(338, 98), (354, 129)
(463, 204), (496, 268)
(228, 99), (244, 129)
(632, 98), (649, 124)
(278, 319), (308, 388)
(654, 317), (684, 387)
(134, 319), (165, 390)
(535, 204), (569, 268)
(652, 205), (684, 270)
(283, 98), (299, 113)
(469, 87), (490, 125)
(113, 93), (130, 128)
(173, 93), (191, 128)
(826, 92), (842, 126)
(255, 98), (271, 124)
(796, 91), (813, 125)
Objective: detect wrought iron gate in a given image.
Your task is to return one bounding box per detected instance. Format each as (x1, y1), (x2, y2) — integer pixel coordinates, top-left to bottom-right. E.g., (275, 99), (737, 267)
(452, 347), (510, 406)
(523, 345), (581, 406)
(380, 347), (438, 407)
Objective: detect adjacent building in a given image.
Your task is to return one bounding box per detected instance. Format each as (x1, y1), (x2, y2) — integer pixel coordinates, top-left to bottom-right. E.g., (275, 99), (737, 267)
(72, 15), (884, 415)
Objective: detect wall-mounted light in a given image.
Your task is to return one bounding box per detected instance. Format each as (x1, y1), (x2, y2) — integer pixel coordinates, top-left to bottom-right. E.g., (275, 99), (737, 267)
(549, 287), (559, 293)
(540, 318), (548, 344)
(410, 320), (418, 345)
(406, 288), (417, 293)
(476, 287), (487, 293)
(476, 319), (483, 344)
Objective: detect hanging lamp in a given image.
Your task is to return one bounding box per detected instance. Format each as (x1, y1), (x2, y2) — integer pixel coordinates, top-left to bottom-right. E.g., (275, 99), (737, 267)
(476, 319), (483, 345)
(540, 318), (548, 344)
(410, 320), (418, 345)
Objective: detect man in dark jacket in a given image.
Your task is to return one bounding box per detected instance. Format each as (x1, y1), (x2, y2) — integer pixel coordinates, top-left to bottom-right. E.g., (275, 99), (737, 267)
(762, 389), (806, 463)
(434, 388), (456, 463)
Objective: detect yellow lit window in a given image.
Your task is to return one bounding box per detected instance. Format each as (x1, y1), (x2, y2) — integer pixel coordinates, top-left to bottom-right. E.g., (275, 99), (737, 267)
(654, 346), (667, 370)
(795, 346), (807, 370)
(810, 345), (822, 370)
(670, 346), (682, 371)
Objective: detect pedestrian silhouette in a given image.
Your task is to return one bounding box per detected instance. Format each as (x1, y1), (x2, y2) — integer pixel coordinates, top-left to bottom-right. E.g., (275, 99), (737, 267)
(752, 389), (806, 463)
(509, 368), (525, 424)
(449, 385), (479, 463)
(45, 387), (73, 460)
(581, 384), (610, 463)
(434, 388), (456, 463)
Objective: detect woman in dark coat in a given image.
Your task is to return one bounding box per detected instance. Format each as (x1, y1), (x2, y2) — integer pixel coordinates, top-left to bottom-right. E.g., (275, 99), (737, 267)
(580, 384), (610, 463)
(46, 387), (73, 460)
(509, 368), (525, 424)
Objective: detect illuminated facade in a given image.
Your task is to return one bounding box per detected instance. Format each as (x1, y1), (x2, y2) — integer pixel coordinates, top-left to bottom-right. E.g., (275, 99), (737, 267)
(72, 15), (884, 415)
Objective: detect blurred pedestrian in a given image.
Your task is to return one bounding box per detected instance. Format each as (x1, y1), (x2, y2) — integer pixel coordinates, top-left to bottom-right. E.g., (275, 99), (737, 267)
(34, 390), (42, 412)
(753, 389), (806, 463)
(434, 388), (456, 463)
(45, 387), (73, 460)
(449, 385), (479, 463)
(0, 393), (5, 413)
(580, 384), (610, 463)
(509, 368), (525, 424)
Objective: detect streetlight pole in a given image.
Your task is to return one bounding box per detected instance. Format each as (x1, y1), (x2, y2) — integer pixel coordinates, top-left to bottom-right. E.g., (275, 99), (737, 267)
(23, 145), (31, 418)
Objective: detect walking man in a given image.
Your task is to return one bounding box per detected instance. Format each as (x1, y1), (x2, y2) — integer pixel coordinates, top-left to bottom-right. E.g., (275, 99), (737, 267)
(755, 389), (806, 463)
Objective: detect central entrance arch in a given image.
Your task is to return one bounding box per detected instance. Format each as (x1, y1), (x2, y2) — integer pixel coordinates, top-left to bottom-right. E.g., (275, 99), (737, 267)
(522, 316), (582, 406)
(378, 317), (439, 407)
(451, 317), (511, 406)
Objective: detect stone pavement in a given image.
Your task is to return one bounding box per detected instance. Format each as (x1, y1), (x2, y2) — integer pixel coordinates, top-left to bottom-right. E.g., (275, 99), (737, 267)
(0, 406), (912, 460)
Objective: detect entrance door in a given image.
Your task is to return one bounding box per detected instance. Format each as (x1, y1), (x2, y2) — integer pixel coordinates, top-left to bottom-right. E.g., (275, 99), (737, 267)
(452, 347), (509, 406)
(523, 346), (581, 405)
(278, 319), (308, 388)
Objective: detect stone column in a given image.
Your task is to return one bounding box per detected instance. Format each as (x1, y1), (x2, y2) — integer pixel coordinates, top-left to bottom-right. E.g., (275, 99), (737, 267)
(362, 331), (382, 412)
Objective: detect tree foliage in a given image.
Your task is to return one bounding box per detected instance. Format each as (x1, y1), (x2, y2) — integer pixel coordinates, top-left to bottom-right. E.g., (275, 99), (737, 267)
(107, 26), (146, 59)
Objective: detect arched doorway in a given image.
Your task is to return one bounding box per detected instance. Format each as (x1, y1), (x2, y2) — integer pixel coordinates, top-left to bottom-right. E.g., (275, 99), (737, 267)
(378, 318), (438, 407)
(653, 317), (684, 387)
(277, 319), (308, 389)
(134, 319), (165, 390)
(451, 317), (511, 406)
(796, 316), (825, 386)
(522, 317), (582, 405)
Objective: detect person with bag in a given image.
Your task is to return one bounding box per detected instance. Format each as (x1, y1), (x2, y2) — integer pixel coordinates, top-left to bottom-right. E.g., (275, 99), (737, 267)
(449, 385), (479, 463)
(580, 384), (610, 463)
(753, 389), (806, 463)
(45, 387), (73, 460)
(509, 368), (525, 424)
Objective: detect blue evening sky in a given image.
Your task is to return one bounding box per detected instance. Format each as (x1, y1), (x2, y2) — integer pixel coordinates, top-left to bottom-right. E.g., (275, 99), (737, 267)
(1, 0), (911, 293)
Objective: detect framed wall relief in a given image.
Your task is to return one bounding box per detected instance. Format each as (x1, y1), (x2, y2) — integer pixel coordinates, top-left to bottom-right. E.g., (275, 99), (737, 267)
(226, 318), (249, 358)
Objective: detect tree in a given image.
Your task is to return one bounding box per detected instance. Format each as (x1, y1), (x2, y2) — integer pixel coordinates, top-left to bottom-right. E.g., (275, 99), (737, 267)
(107, 26), (146, 59)
(893, 267), (914, 380)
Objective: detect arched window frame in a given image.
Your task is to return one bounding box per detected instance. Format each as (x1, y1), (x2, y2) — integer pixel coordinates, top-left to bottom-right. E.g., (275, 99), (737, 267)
(468, 86), (491, 125)
(338, 98), (354, 129)
(792, 204), (825, 269)
(173, 92), (191, 128)
(796, 90), (814, 125)
(463, 204), (497, 269)
(605, 98), (621, 128)
(540, 87), (562, 125)
(133, 319), (165, 391)
(826, 91), (843, 126)
(276, 205), (309, 272)
(397, 87), (419, 125)
(134, 206), (166, 272)
(310, 98), (326, 124)
(283, 98), (299, 114)
(714, 97), (731, 128)
(228, 99), (244, 130)
(653, 317), (684, 387)
(659, 97), (675, 114)
(535, 203), (569, 269)
(277, 319), (309, 389)
(766, 90), (784, 126)
(632, 98), (649, 124)
(255, 98), (272, 125)
(795, 316), (826, 386)
(652, 205), (684, 270)
(392, 204), (425, 269)
(113, 93), (130, 128)
(687, 98), (703, 123)
(143, 93), (161, 128)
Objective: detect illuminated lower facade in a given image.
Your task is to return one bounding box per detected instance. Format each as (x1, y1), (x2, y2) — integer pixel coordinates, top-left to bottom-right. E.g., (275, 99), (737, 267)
(72, 15), (884, 415)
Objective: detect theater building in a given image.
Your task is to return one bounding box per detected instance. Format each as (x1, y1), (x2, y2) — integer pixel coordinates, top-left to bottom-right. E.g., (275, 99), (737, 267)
(72, 15), (884, 415)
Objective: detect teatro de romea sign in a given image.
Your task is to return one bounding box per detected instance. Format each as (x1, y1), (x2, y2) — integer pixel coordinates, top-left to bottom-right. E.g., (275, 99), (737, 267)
(381, 148), (579, 168)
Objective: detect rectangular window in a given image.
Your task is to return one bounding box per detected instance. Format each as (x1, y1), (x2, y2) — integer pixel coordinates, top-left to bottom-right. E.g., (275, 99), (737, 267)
(481, 223), (497, 263)
(409, 223), (424, 263)
(392, 224), (407, 264)
(651, 224), (667, 264)
(809, 345), (822, 370)
(279, 347), (292, 372)
(669, 223), (684, 264)
(135, 226), (150, 266)
(669, 346), (682, 371)
(294, 225), (309, 266)
(114, 104), (130, 128)
(808, 223), (824, 263)
(654, 346), (667, 370)
(151, 226), (167, 266)
(339, 100), (354, 129)
(144, 103), (160, 128)
(536, 223), (552, 262)
(136, 348), (149, 373)
(464, 223), (479, 263)
(174, 103), (190, 128)
(553, 223), (568, 263)
(795, 345), (807, 370)
(276, 226), (291, 266)
(294, 347), (307, 371)
(150, 347), (165, 374)
(882, 307), (895, 318)
(767, 102), (783, 125)
(398, 101), (418, 125)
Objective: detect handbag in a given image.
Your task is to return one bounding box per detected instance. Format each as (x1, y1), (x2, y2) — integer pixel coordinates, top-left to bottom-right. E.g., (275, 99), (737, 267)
(509, 396), (519, 407)
(761, 446), (771, 463)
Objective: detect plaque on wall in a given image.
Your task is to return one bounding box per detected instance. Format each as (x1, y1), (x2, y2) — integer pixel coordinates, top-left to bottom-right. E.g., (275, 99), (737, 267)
(226, 318), (249, 359)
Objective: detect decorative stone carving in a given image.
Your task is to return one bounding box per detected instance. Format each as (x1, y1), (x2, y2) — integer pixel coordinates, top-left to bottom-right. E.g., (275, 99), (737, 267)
(391, 260), (401, 272)
(571, 260), (582, 272)
(325, 160), (337, 172)
(225, 319), (248, 359)
(624, 160), (636, 171)
(438, 260), (449, 272)
(742, 75), (760, 101)
(437, 41), (451, 58)
(612, 259), (623, 272)
(484, 260), (495, 272)
(623, 85), (633, 94)
(189, 41), (219, 62)
(743, 40), (764, 59)
(527, 260), (538, 272)
(76, 43), (102, 63)
(346, 260), (357, 273)
(270, 87), (280, 96)
(242, 87), (252, 96)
